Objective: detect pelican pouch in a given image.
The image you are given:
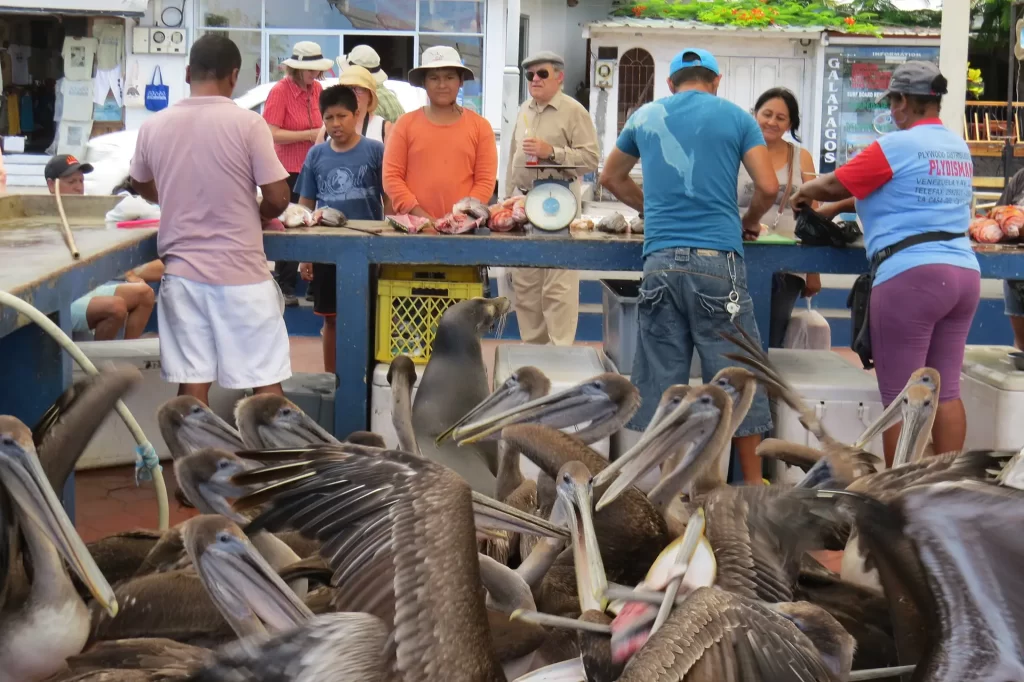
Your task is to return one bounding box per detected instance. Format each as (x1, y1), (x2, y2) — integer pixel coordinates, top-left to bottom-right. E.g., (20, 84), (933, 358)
(847, 230), (967, 370)
(794, 207), (862, 247)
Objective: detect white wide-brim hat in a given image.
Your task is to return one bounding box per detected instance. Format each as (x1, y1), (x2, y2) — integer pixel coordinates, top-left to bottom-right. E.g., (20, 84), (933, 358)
(339, 45), (388, 84)
(409, 46), (474, 88)
(282, 41), (334, 71)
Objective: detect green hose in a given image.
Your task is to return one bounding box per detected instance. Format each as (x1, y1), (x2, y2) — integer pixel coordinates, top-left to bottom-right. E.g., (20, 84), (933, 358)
(0, 289), (170, 531)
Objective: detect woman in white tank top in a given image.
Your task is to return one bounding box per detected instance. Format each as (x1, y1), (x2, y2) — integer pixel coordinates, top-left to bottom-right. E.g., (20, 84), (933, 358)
(737, 88), (819, 347)
(315, 64), (392, 145)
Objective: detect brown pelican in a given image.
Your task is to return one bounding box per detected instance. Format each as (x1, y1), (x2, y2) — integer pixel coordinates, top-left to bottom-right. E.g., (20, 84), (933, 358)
(229, 443), (585, 681)
(387, 354), (421, 455)
(51, 514), (314, 680)
(412, 296), (511, 496)
(157, 396), (245, 460)
(234, 394), (339, 449)
(0, 416), (118, 681)
(853, 368), (940, 467)
(89, 513), (313, 649)
(436, 365), (552, 564)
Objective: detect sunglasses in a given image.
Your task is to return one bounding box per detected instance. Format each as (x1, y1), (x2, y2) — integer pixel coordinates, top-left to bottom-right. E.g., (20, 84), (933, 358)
(526, 69), (551, 81)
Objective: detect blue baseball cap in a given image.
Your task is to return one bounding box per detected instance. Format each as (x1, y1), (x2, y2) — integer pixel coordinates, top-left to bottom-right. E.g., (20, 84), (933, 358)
(669, 48), (720, 78)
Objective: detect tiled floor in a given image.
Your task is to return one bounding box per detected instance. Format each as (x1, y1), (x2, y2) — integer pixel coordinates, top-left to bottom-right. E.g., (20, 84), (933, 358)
(73, 336), (862, 569)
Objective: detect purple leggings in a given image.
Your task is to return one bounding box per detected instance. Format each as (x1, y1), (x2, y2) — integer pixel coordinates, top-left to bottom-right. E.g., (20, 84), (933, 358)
(870, 264), (980, 405)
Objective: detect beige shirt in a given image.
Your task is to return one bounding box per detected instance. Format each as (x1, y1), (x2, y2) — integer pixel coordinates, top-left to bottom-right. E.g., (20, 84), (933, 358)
(504, 90), (599, 200)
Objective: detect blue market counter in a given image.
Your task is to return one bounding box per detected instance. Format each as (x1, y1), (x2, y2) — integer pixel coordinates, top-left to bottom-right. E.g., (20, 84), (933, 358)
(3, 218), (1024, 447)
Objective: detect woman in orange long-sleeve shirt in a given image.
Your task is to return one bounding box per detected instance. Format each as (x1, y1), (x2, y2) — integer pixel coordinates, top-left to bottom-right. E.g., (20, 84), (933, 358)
(383, 46), (497, 221)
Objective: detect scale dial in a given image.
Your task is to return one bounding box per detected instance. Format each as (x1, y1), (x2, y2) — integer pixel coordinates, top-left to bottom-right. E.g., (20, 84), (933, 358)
(525, 181), (577, 231)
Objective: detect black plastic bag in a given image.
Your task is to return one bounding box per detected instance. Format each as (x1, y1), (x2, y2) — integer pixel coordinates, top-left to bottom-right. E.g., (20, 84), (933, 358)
(847, 272), (874, 370)
(794, 207), (862, 248)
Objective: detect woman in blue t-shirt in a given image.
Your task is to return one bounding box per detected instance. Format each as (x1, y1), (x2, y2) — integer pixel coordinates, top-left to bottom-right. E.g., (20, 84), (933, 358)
(792, 61), (979, 465)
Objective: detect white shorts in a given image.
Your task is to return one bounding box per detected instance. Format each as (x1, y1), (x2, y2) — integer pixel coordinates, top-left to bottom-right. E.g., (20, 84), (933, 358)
(157, 275), (292, 390)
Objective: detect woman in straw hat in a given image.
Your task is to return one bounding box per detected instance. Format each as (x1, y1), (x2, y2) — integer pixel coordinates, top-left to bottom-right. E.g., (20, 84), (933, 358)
(262, 40), (333, 306)
(382, 46), (497, 221)
(314, 64), (392, 145)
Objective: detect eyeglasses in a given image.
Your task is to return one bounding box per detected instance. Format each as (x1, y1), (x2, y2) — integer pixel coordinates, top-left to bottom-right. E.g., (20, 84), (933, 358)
(525, 69), (550, 81)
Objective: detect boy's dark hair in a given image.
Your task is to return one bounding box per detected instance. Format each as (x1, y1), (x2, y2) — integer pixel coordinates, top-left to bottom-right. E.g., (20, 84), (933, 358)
(188, 34), (242, 82)
(670, 52), (717, 88)
(320, 85), (359, 116)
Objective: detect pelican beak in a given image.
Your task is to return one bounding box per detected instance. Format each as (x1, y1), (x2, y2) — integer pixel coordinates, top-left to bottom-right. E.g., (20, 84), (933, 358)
(197, 532), (313, 637)
(511, 610), (612, 634)
(594, 397), (717, 511)
(276, 410), (338, 447)
(435, 376), (528, 447)
(650, 508), (705, 635)
(181, 410), (244, 453)
(471, 491), (570, 540)
(0, 437), (117, 617)
(454, 382), (617, 445)
(501, 651), (589, 682)
(558, 474), (608, 613)
(591, 391), (686, 490)
(853, 392), (907, 451)
(891, 390), (933, 468)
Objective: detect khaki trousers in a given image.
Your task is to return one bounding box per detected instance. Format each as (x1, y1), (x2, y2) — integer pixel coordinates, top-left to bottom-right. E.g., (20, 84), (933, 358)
(509, 268), (580, 346)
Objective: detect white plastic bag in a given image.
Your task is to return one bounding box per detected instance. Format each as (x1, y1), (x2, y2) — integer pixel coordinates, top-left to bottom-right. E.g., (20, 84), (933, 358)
(783, 299), (832, 350)
(105, 195), (161, 224)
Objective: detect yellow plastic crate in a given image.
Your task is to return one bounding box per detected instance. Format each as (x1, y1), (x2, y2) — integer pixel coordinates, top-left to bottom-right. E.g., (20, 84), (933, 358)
(375, 268), (484, 364)
(379, 264), (481, 283)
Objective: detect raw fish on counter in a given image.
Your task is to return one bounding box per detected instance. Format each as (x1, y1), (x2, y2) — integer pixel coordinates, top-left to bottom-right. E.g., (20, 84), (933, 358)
(313, 207), (347, 227)
(570, 217), (594, 231)
(435, 197), (491, 234)
(991, 205), (1024, 240)
(597, 212), (628, 234)
(970, 217), (1003, 244)
(279, 203), (315, 228)
(487, 196), (528, 232)
(629, 215), (644, 234)
(387, 214), (433, 234)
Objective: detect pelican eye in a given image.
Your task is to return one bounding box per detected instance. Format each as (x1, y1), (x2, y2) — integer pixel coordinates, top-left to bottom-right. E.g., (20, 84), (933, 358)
(700, 395), (712, 404)
(280, 408), (292, 416)
(190, 405), (203, 415)
(563, 472), (572, 484)
(923, 400), (932, 407)
(0, 435), (13, 446)
(217, 532), (233, 544)
(217, 459), (231, 470)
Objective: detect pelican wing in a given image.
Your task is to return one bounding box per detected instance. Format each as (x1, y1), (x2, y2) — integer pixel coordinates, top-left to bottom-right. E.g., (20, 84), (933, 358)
(848, 449), (1013, 500)
(893, 480), (1024, 681)
(48, 638), (212, 679)
(619, 587), (837, 681)
(190, 612), (388, 682)
(33, 367), (141, 494)
(234, 446), (506, 682)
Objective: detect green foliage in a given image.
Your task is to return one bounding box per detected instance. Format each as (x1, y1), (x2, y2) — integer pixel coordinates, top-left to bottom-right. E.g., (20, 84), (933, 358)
(610, 0), (941, 35)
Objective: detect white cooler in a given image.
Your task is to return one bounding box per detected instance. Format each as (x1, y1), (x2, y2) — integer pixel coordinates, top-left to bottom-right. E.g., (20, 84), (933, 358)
(768, 349), (884, 483)
(370, 362), (424, 450)
(961, 345), (1024, 451)
(71, 339), (245, 469)
(494, 344), (611, 483)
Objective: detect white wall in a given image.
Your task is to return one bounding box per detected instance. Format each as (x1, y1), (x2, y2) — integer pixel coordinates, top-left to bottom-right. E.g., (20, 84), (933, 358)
(124, 0), (193, 131)
(519, 0), (613, 97)
(585, 29), (817, 166)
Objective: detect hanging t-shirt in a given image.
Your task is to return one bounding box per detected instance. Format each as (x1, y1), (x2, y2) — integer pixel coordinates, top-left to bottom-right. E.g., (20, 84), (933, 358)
(94, 23), (123, 71)
(9, 45), (31, 85)
(60, 78), (96, 122)
(62, 36), (98, 81)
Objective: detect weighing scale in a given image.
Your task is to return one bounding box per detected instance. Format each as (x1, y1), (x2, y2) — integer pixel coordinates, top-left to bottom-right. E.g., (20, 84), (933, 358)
(518, 164), (583, 238)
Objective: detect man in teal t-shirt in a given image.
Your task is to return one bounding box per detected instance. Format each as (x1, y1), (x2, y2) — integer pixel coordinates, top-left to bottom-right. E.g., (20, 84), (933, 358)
(599, 48), (780, 484)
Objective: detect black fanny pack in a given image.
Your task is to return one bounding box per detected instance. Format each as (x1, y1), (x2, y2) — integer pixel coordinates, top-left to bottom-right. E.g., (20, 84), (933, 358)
(848, 230), (966, 370)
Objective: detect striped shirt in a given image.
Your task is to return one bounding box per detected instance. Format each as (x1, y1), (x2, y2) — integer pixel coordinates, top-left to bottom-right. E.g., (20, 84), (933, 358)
(263, 77), (323, 173)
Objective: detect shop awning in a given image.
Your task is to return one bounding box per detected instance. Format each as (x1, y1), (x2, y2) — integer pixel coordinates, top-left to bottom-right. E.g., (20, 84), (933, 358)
(0, 0), (148, 16)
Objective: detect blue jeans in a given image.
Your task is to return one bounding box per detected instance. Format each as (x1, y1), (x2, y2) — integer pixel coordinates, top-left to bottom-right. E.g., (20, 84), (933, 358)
(1005, 280), (1024, 317)
(626, 247), (773, 437)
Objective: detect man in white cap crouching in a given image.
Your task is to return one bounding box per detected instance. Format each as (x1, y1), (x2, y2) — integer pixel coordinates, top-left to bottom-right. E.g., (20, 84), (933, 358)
(339, 45), (405, 124)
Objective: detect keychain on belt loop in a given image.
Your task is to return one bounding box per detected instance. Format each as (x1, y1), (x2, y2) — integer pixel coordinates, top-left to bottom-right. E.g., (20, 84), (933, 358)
(725, 253), (741, 321)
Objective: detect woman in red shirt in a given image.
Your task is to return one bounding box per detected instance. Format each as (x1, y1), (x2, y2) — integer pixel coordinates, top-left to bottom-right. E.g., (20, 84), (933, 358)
(262, 41), (333, 306)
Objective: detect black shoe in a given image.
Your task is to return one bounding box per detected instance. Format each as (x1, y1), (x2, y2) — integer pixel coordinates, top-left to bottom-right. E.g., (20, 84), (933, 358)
(283, 294), (299, 307)
(305, 290), (315, 302)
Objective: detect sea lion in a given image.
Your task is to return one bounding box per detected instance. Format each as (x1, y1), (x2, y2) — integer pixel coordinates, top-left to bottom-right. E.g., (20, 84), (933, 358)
(412, 296), (511, 496)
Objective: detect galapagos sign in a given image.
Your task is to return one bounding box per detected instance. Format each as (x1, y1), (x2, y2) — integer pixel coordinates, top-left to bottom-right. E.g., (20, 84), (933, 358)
(818, 45), (939, 174)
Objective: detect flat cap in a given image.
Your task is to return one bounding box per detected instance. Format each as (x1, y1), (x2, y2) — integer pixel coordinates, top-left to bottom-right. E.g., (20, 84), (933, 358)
(522, 51), (565, 70)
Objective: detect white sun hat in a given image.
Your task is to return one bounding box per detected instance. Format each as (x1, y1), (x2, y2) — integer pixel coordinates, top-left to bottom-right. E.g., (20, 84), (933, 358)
(282, 41), (334, 71)
(339, 45), (388, 84)
(408, 46), (474, 88)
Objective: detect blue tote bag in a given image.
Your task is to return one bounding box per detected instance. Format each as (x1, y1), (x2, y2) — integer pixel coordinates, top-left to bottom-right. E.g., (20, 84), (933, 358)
(144, 66), (169, 112)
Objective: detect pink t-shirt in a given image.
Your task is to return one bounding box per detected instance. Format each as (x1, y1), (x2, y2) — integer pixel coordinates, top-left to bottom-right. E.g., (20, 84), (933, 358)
(130, 96), (288, 286)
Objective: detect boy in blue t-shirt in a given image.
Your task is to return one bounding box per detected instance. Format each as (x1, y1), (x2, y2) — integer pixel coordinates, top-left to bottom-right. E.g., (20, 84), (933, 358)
(296, 84), (386, 373)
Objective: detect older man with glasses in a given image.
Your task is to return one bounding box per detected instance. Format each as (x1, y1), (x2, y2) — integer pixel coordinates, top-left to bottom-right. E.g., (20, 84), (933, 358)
(504, 51), (598, 347)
